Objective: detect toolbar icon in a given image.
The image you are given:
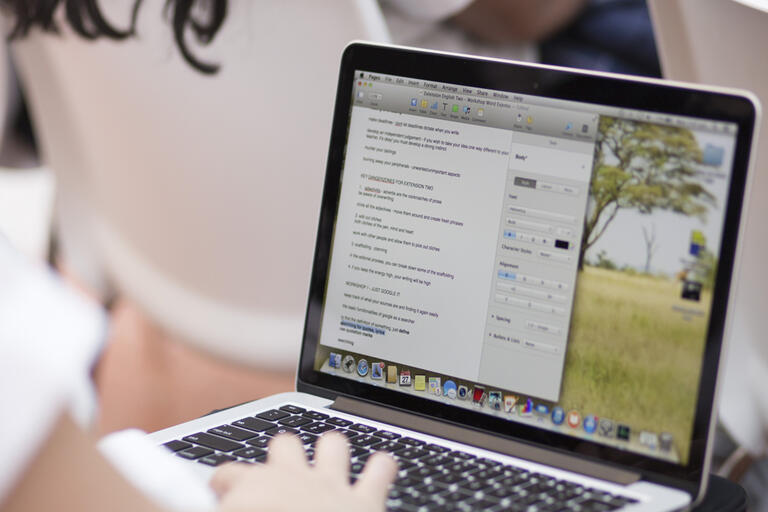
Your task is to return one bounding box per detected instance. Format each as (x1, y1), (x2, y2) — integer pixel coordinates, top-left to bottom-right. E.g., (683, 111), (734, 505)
(428, 377), (442, 395)
(583, 415), (598, 434)
(443, 380), (458, 399)
(472, 386), (487, 406)
(504, 395), (518, 413)
(551, 406), (565, 425)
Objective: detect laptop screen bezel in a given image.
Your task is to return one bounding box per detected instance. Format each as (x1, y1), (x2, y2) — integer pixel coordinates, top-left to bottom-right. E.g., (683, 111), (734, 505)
(296, 42), (757, 495)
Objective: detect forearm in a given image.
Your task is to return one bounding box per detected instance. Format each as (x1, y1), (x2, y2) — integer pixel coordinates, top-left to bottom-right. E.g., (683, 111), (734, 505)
(1, 413), (166, 512)
(452, 0), (588, 43)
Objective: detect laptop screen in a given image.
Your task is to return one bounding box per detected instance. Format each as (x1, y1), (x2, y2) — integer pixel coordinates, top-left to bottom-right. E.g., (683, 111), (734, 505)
(311, 68), (739, 466)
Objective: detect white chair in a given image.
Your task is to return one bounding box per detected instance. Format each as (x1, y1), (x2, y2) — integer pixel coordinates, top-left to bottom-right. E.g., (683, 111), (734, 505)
(649, 0), (768, 456)
(10, 1), (389, 368)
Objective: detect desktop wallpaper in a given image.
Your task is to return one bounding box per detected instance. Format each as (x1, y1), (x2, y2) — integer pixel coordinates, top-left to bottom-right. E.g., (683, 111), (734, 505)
(559, 115), (721, 463)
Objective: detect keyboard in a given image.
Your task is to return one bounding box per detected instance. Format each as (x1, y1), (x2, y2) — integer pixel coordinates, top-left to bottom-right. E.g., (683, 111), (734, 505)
(161, 404), (638, 512)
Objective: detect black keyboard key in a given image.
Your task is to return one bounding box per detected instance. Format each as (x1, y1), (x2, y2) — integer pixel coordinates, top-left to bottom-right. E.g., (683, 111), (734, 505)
(302, 422), (336, 435)
(163, 440), (192, 452)
(198, 453), (236, 466)
(396, 459), (417, 471)
(407, 465), (442, 478)
(350, 462), (365, 474)
(279, 404), (306, 414)
(326, 417), (353, 427)
(183, 432), (244, 452)
(350, 434), (379, 447)
(234, 417), (275, 432)
(246, 436), (271, 448)
(349, 446), (369, 458)
(400, 437), (426, 447)
(303, 411), (330, 421)
(349, 423), (377, 434)
(177, 446), (214, 460)
(336, 429), (358, 439)
(370, 441), (407, 453)
(463, 497), (499, 509)
(425, 443), (451, 454)
(297, 433), (319, 445)
(458, 465), (483, 477)
(460, 479), (490, 492)
(421, 454), (452, 466)
(278, 416), (313, 428)
(446, 461), (475, 473)
(401, 493), (433, 507)
(397, 448), (430, 460)
(232, 447), (267, 459)
(437, 489), (474, 501)
(500, 472), (531, 485)
(451, 460), (477, 473)
(372, 430), (402, 440)
(485, 486), (515, 500)
(256, 409), (290, 421)
(504, 464), (526, 474)
(477, 457), (503, 468)
(394, 476), (423, 489)
(434, 472), (463, 485)
(451, 450), (476, 460)
(473, 468), (502, 482)
(511, 492), (546, 507)
(208, 425), (258, 441)
(414, 482), (443, 495)
(265, 426), (298, 436)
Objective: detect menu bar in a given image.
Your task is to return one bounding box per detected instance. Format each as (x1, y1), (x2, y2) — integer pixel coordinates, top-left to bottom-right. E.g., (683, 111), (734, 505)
(354, 72), (599, 145)
(355, 70), (738, 136)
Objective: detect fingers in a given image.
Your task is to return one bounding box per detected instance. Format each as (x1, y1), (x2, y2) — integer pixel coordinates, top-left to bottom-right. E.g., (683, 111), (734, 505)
(354, 451), (398, 504)
(267, 433), (309, 469)
(313, 432), (350, 483)
(210, 462), (253, 497)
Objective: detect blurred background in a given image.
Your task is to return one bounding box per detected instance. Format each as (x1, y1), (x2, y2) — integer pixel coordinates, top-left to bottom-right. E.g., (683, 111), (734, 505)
(0, 0), (766, 507)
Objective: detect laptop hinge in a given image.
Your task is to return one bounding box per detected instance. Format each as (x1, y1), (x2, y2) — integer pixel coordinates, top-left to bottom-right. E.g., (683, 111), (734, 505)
(330, 396), (641, 486)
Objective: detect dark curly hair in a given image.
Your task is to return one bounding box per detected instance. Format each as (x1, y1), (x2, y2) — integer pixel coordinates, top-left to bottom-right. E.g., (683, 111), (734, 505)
(1, 0), (228, 74)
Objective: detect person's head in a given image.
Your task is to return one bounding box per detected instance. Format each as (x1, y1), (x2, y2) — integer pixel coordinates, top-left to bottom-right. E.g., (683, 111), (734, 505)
(1, 0), (228, 73)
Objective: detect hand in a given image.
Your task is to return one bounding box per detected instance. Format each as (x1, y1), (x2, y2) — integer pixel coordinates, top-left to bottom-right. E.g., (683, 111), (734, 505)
(211, 432), (398, 512)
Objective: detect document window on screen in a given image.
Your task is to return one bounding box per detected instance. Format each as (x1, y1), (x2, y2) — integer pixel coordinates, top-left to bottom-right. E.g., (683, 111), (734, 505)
(315, 71), (737, 465)
(319, 74), (598, 401)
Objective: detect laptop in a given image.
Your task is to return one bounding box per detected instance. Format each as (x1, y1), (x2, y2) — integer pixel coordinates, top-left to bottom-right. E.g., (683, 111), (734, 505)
(148, 42), (760, 511)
